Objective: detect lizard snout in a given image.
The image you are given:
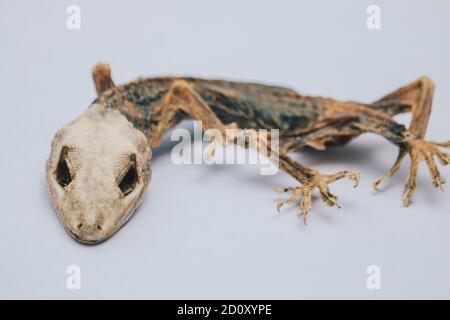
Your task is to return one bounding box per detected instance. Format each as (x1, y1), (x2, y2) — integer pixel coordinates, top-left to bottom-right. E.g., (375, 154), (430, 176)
(69, 221), (106, 244)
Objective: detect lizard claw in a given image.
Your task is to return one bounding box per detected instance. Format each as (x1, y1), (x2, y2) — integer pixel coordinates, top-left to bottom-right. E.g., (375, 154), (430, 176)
(276, 169), (360, 225)
(373, 137), (450, 206)
(345, 170), (360, 188)
(403, 138), (449, 206)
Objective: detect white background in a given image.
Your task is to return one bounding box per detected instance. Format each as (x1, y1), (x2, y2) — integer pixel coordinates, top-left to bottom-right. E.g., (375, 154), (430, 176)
(1, 0), (449, 299)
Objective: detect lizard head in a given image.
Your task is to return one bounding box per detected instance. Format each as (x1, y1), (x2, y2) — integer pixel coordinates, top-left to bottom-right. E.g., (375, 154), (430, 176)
(46, 103), (152, 244)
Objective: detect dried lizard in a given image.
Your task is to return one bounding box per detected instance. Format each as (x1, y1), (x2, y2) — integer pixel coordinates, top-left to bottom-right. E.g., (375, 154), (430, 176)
(46, 63), (450, 244)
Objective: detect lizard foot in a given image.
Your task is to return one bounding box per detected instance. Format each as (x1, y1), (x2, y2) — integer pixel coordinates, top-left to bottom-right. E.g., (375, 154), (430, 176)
(373, 137), (450, 206)
(276, 170), (360, 224)
(204, 122), (239, 159)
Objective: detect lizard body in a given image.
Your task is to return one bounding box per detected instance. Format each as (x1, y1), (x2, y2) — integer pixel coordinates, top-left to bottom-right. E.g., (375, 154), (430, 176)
(46, 63), (450, 244)
(96, 76), (404, 146)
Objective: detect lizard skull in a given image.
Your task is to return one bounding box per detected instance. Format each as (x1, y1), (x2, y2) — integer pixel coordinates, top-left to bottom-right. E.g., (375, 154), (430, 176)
(46, 103), (151, 244)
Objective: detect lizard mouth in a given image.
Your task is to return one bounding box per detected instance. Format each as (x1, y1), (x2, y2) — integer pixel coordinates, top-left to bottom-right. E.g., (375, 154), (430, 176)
(65, 226), (99, 245)
(63, 194), (145, 245)
(65, 226), (111, 245)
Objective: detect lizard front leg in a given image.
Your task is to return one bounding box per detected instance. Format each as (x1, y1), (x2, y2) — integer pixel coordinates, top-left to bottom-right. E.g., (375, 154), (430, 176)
(152, 87), (360, 224)
(275, 154), (360, 224)
(149, 80), (237, 149)
(221, 126), (360, 224)
(272, 119), (361, 224)
(215, 124), (360, 225)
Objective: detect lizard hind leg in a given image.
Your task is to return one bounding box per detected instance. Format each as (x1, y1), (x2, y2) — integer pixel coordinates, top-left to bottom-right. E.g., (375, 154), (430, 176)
(373, 149), (407, 191)
(370, 76), (450, 205)
(402, 138), (450, 206)
(371, 76), (435, 139)
(367, 131), (450, 206)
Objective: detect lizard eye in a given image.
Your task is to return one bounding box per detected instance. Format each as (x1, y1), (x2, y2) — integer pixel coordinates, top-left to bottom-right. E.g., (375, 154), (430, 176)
(55, 146), (74, 188)
(118, 154), (138, 196)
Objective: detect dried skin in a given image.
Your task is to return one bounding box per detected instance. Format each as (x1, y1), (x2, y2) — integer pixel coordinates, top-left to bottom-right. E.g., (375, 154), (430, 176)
(46, 63), (450, 243)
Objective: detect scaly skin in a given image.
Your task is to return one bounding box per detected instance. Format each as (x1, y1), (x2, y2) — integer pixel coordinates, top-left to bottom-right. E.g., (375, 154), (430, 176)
(46, 63), (449, 244)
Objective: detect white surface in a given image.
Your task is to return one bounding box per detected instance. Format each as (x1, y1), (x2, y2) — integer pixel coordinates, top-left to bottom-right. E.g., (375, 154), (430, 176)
(1, 0), (450, 299)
